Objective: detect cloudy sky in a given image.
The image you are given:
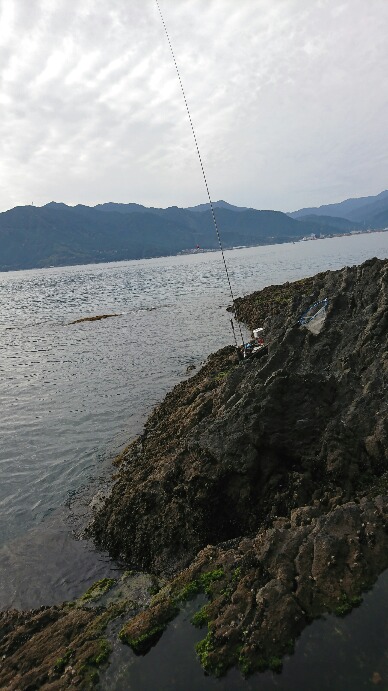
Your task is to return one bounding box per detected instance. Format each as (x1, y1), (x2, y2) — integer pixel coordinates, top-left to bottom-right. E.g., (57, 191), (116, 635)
(0, 0), (387, 213)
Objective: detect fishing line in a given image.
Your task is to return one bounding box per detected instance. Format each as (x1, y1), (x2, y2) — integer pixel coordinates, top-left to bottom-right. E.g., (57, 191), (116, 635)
(155, 0), (245, 347)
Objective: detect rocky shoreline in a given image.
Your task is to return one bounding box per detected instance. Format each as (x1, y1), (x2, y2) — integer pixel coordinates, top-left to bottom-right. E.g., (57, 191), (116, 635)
(1, 257), (387, 688)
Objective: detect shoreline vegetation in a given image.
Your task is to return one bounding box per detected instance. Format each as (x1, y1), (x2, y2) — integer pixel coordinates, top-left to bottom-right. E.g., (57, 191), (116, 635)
(1, 257), (387, 688)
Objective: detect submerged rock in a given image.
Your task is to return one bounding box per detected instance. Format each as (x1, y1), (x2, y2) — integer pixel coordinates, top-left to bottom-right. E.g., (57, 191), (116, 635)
(68, 314), (121, 325)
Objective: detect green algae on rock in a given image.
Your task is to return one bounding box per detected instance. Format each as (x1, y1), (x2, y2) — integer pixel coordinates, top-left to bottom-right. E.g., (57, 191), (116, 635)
(0, 572), (157, 689)
(79, 578), (117, 603)
(118, 567), (225, 656)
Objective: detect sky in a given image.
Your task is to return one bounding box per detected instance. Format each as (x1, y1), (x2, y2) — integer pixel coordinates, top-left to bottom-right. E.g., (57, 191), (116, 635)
(0, 0), (387, 213)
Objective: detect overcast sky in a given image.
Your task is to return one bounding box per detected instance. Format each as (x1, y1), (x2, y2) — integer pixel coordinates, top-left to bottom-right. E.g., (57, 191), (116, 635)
(0, 0), (387, 213)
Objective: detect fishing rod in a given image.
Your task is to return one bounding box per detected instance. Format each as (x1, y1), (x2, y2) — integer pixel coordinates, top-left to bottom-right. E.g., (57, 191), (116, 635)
(155, 0), (245, 348)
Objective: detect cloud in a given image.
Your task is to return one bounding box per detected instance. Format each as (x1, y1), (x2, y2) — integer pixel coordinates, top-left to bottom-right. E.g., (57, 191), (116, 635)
(0, 0), (387, 212)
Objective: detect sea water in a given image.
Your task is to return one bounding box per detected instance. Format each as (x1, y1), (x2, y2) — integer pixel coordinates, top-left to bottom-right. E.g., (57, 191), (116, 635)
(0, 233), (387, 687)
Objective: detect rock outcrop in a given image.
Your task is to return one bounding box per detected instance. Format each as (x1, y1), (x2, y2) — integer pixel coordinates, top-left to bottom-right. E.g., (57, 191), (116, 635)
(91, 258), (387, 573)
(89, 257), (388, 673)
(1, 257), (387, 686)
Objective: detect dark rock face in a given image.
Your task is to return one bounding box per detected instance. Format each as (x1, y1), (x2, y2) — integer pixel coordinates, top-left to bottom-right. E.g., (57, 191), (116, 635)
(87, 257), (388, 675)
(91, 258), (387, 577)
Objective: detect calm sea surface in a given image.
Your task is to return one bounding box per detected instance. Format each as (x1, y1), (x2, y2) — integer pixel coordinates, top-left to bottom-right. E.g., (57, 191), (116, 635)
(1, 233), (387, 688)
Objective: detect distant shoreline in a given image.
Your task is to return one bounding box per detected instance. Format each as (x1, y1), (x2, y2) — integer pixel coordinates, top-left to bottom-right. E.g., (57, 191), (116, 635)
(1, 227), (387, 274)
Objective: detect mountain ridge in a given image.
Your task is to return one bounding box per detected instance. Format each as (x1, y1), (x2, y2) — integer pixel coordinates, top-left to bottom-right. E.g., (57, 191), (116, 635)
(288, 189), (388, 225)
(1, 192), (387, 272)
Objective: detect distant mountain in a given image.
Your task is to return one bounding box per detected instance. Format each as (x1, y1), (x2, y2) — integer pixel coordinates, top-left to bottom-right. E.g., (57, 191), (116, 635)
(94, 200), (249, 215)
(289, 190), (388, 228)
(369, 208), (388, 229)
(296, 215), (364, 232)
(344, 193), (388, 225)
(0, 202), (327, 272)
(185, 200), (249, 213)
(0, 204), (198, 271)
(94, 202), (148, 214)
(0, 193), (385, 272)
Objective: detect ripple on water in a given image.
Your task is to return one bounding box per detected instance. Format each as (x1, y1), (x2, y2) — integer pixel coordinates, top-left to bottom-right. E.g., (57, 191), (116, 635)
(0, 518), (122, 610)
(0, 233), (387, 610)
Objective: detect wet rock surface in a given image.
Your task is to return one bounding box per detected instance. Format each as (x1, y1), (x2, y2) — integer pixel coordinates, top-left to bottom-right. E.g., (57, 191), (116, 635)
(118, 493), (388, 677)
(0, 573), (157, 689)
(1, 257), (387, 686)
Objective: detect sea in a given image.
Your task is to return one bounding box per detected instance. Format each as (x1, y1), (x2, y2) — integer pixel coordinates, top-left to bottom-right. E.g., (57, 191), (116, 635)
(1, 231), (387, 689)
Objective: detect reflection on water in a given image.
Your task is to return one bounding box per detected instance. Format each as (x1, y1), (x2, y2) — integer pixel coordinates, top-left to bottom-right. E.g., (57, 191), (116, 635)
(101, 570), (388, 690)
(0, 511), (122, 610)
